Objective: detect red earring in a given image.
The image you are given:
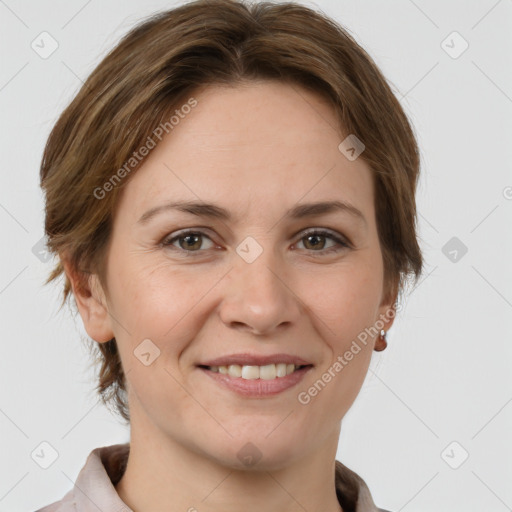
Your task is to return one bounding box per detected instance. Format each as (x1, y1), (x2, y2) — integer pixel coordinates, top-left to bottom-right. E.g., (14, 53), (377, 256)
(374, 329), (388, 352)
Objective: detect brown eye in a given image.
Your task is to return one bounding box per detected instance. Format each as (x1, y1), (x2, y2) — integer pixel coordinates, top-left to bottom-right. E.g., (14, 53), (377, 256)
(302, 233), (328, 250)
(163, 230), (215, 252)
(296, 230), (349, 253)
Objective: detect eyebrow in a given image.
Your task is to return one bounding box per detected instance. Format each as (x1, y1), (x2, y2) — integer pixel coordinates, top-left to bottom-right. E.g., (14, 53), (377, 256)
(137, 199), (367, 226)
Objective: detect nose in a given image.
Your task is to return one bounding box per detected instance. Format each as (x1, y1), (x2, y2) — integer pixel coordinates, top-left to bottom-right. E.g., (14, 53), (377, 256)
(219, 249), (302, 336)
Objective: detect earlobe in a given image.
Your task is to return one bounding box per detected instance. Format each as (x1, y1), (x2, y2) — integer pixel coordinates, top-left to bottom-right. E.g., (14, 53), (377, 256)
(374, 286), (398, 352)
(61, 256), (114, 343)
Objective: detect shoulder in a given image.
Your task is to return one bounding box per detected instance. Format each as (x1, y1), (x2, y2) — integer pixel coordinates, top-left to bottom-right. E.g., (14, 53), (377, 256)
(33, 443), (130, 512)
(33, 488), (76, 511)
(334, 459), (391, 512)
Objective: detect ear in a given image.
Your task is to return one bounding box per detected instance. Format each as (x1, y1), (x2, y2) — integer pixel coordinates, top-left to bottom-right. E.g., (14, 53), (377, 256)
(376, 276), (399, 332)
(61, 255), (114, 343)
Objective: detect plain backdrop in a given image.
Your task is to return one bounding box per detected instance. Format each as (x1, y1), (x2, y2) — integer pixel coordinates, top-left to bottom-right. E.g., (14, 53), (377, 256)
(1, 1), (511, 511)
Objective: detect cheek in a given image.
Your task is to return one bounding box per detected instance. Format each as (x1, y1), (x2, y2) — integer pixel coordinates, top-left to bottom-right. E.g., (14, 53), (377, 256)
(108, 253), (185, 327)
(108, 260), (211, 423)
(106, 255), (220, 368)
(295, 258), (381, 411)
(305, 258), (383, 343)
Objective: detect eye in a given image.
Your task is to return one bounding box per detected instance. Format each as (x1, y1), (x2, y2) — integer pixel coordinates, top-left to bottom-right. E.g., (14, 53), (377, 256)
(294, 229), (350, 254)
(161, 228), (351, 256)
(162, 229), (216, 253)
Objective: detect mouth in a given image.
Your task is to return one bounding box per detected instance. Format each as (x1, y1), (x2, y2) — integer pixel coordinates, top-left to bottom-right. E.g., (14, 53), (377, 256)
(196, 354), (314, 397)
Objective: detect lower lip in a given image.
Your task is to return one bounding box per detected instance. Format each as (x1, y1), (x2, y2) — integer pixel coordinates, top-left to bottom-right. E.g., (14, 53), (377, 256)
(198, 366), (313, 397)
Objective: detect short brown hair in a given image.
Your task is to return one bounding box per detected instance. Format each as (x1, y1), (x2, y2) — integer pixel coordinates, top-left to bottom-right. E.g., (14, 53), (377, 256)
(40, 0), (423, 425)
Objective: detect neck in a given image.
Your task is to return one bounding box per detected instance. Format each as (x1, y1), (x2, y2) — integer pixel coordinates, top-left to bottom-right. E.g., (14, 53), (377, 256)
(115, 411), (343, 512)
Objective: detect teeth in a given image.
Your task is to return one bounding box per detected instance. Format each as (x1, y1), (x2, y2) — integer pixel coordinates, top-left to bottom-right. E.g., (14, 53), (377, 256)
(259, 364), (276, 380)
(208, 363), (301, 380)
(276, 363), (287, 377)
(241, 365), (260, 379)
(228, 364), (242, 377)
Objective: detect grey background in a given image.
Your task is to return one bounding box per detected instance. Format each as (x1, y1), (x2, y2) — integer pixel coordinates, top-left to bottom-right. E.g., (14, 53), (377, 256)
(1, 0), (511, 511)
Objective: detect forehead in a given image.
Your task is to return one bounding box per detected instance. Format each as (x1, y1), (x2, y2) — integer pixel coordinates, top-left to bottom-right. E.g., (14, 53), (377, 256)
(115, 81), (374, 225)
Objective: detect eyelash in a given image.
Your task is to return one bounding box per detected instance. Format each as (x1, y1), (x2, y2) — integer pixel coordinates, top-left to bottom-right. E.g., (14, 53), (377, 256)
(161, 228), (351, 256)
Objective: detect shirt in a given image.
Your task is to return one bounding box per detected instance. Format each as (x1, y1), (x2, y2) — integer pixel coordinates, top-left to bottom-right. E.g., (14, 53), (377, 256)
(34, 443), (391, 512)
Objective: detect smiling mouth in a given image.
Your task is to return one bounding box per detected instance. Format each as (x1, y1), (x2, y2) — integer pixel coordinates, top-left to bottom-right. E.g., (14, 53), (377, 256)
(198, 363), (312, 380)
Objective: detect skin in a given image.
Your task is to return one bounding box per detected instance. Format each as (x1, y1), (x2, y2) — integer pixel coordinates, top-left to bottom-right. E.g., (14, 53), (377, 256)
(63, 80), (397, 512)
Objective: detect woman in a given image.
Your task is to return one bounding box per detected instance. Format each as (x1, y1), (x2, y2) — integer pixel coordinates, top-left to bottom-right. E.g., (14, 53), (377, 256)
(35, 0), (423, 510)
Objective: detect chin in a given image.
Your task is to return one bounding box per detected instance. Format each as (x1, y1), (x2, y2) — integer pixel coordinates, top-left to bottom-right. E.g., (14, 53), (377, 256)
(202, 428), (305, 472)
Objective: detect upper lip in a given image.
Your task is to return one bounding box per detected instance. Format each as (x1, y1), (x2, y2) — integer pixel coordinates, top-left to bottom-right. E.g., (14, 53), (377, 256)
(198, 353), (313, 367)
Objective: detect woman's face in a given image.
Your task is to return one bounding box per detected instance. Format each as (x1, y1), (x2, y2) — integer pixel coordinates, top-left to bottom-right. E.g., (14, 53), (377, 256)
(81, 81), (396, 469)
